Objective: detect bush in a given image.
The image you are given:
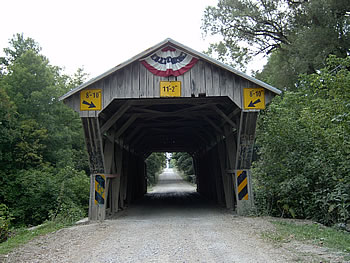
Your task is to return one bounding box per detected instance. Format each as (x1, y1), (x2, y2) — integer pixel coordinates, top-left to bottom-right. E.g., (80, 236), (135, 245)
(253, 56), (350, 225)
(49, 202), (85, 225)
(0, 204), (13, 242)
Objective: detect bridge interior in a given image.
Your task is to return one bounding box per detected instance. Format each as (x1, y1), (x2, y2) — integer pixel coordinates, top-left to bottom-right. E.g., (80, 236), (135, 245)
(85, 96), (246, 219)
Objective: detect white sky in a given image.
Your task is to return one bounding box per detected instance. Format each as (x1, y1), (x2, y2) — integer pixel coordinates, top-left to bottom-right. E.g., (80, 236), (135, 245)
(1, 0), (264, 78)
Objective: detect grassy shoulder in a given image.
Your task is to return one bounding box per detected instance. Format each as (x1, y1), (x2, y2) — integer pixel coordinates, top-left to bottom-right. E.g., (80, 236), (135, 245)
(262, 219), (350, 260)
(0, 220), (73, 255)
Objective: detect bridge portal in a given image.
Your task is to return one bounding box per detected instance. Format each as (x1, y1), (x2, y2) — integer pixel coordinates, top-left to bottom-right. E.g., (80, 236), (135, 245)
(59, 38), (281, 220)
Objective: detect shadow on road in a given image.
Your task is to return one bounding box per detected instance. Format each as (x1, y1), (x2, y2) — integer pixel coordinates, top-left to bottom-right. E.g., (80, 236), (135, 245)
(118, 168), (222, 219)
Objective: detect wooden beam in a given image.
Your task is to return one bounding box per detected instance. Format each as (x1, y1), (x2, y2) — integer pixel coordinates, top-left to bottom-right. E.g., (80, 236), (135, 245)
(202, 116), (223, 135)
(114, 114), (138, 138)
(211, 105), (237, 129)
(100, 101), (131, 134)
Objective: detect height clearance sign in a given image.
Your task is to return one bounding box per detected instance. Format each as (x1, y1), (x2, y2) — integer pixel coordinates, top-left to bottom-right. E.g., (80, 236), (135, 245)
(80, 89), (102, 111)
(243, 88), (265, 110)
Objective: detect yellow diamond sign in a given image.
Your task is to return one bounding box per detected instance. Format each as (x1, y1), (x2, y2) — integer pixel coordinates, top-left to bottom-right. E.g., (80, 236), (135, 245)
(80, 89), (102, 111)
(243, 88), (265, 110)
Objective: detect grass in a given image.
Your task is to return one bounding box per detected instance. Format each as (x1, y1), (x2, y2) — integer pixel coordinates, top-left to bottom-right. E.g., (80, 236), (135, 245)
(0, 221), (69, 255)
(262, 219), (350, 260)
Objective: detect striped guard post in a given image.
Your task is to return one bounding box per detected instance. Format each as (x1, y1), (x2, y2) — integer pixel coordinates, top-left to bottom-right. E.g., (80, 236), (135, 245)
(236, 170), (249, 200)
(95, 174), (106, 205)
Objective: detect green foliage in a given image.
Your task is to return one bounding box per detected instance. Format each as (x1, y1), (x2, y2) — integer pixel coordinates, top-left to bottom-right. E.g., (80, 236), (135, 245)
(202, 0), (350, 88)
(145, 153), (166, 185)
(253, 56), (350, 225)
(0, 88), (18, 172)
(172, 152), (195, 183)
(0, 33), (90, 229)
(0, 204), (13, 242)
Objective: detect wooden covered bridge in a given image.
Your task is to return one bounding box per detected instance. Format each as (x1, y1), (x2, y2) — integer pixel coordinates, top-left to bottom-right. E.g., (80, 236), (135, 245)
(60, 38), (281, 220)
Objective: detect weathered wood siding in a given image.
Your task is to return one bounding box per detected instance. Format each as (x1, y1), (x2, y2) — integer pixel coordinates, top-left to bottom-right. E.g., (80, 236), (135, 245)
(64, 59), (275, 117)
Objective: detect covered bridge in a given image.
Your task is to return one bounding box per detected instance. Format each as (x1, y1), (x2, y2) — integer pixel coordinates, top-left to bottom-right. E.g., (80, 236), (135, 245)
(59, 38), (281, 220)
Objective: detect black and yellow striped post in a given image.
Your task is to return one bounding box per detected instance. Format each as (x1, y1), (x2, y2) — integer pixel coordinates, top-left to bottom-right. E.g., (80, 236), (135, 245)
(235, 170), (253, 214)
(90, 174), (107, 221)
(95, 174), (106, 205)
(236, 170), (248, 200)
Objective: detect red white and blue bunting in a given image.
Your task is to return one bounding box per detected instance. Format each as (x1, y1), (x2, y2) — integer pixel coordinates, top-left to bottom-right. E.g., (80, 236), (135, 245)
(140, 46), (198, 77)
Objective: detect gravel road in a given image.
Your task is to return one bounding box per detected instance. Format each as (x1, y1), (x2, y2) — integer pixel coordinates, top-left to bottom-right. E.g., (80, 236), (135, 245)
(4, 169), (346, 262)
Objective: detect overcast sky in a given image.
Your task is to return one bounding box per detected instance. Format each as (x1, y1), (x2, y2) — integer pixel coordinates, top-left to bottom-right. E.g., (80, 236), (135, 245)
(1, 0), (264, 78)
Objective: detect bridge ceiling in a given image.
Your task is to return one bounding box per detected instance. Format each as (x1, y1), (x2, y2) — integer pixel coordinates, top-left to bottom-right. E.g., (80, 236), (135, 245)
(99, 97), (239, 156)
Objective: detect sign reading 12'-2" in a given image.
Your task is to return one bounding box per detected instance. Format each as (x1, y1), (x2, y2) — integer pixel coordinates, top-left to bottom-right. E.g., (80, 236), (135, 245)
(243, 88), (265, 110)
(80, 89), (102, 111)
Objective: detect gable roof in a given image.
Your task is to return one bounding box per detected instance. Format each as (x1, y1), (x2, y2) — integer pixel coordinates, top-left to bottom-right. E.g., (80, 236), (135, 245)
(59, 38), (281, 101)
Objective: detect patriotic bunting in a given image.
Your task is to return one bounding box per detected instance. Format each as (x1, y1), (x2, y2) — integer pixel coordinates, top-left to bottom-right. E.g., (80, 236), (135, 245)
(140, 46), (198, 77)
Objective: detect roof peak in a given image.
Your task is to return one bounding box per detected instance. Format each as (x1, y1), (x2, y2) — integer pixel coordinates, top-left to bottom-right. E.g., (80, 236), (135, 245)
(59, 38), (281, 101)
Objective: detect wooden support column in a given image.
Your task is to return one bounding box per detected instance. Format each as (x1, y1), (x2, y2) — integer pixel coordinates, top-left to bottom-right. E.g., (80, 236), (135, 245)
(82, 117), (105, 221)
(217, 137), (234, 209)
(111, 142), (123, 213)
(119, 148), (129, 208)
(210, 145), (225, 206)
(103, 134), (114, 218)
(224, 125), (238, 210)
(234, 111), (258, 215)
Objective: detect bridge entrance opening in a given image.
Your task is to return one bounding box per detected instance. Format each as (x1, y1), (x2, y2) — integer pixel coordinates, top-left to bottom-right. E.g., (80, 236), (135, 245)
(59, 38), (281, 220)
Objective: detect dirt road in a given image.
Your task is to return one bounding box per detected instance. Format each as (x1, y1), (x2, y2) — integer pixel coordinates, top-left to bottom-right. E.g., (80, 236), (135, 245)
(4, 169), (343, 262)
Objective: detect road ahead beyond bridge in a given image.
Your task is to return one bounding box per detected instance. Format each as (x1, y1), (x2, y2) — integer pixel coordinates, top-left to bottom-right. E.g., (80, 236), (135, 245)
(5, 169), (335, 262)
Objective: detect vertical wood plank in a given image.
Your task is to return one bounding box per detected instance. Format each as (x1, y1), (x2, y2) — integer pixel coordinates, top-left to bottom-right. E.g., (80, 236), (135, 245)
(212, 65), (220, 96)
(232, 75), (241, 107)
(110, 72), (118, 99)
(103, 77), (111, 109)
(190, 61), (200, 97)
(176, 74), (184, 97)
(117, 68), (125, 98)
(131, 62), (140, 98)
(139, 63), (147, 98)
(219, 68), (227, 97)
(226, 70), (234, 102)
(146, 70), (154, 97)
(183, 70), (191, 97)
(197, 60), (206, 95)
(124, 64), (132, 98)
(205, 63), (213, 96)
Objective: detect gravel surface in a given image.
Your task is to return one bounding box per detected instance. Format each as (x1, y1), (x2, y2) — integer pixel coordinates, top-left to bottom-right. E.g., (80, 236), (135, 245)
(4, 169), (346, 262)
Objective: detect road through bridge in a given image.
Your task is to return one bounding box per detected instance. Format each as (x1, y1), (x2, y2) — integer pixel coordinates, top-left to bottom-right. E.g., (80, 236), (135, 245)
(59, 38), (281, 220)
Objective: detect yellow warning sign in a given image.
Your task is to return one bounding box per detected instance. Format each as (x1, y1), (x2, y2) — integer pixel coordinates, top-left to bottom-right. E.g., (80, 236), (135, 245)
(243, 88), (265, 110)
(160, 81), (181, 97)
(80, 89), (102, 111)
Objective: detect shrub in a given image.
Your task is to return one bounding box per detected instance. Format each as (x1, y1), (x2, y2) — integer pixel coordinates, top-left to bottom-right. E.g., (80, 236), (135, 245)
(0, 204), (13, 242)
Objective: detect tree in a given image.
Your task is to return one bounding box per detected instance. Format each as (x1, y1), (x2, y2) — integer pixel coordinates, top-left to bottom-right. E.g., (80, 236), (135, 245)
(202, 0), (350, 88)
(171, 152), (195, 183)
(145, 153), (166, 185)
(0, 88), (18, 172)
(253, 56), (350, 225)
(0, 34), (90, 227)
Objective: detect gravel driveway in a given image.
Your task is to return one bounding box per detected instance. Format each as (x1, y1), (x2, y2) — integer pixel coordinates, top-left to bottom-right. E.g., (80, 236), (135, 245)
(3, 169), (343, 262)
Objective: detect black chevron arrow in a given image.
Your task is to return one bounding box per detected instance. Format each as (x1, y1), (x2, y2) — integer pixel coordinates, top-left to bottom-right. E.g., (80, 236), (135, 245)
(248, 99), (261, 107)
(82, 100), (96, 108)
